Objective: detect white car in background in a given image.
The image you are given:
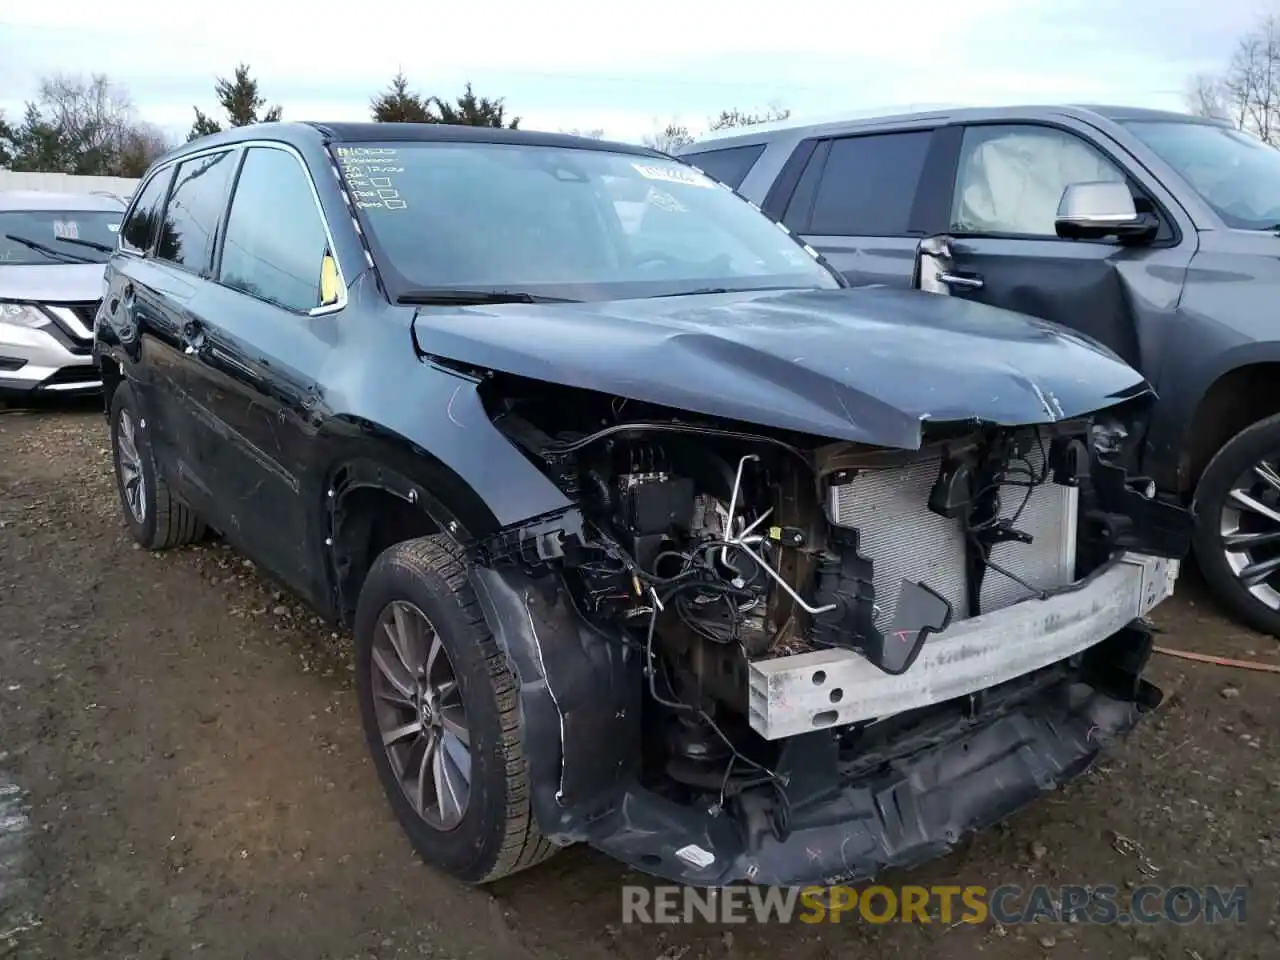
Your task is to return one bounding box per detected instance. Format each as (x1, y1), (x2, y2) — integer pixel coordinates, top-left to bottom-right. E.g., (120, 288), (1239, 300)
(0, 190), (126, 397)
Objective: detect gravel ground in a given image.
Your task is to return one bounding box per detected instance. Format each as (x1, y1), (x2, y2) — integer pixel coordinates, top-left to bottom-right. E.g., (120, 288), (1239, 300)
(1, 402), (1278, 960)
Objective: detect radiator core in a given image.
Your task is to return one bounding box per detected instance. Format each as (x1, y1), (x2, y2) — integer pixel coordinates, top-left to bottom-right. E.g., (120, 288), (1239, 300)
(827, 442), (1078, 630)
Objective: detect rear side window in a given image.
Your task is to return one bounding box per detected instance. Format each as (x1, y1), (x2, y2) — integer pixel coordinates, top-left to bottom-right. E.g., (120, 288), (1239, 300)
(802, 131), (931, 236)
(218, 147), (332, 312)
(156, 150), (237, 273)
(120, 170), (172, 254)
(683, 144), (765, 189)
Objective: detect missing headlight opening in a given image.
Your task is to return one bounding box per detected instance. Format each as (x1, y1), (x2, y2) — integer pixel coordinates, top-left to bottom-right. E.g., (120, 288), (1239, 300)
(468, 375), (1193, 885)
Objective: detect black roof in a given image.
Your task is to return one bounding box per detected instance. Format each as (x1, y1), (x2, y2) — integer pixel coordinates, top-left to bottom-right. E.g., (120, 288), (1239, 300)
(170, 120), (659, 161)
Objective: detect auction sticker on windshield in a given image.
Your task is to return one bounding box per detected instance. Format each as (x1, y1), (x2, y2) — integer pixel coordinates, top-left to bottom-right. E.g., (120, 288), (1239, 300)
(630, 162), (715, 188)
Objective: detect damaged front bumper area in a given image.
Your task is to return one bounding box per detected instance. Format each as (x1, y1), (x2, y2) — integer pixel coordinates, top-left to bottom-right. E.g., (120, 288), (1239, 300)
(749, 553), (1177, 739)
(464, 388), (1195, 888)
(471, 549), (1177, 888)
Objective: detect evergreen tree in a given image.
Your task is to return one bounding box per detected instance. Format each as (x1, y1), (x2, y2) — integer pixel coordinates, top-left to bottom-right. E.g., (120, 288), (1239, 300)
(10, 103), (77, 172)
(370, 72), (432, 123)
(188, 108), (222, 141)
(430, 83), (519, 128)
(188, 63), (282, 142)
(0, 111), (15, 167)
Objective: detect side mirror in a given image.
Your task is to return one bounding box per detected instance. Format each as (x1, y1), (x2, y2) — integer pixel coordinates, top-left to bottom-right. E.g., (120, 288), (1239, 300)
(1055, 181), (1158, 242)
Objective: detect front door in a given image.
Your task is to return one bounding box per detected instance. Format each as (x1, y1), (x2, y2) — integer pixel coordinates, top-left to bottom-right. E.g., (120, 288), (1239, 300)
(917, 121), (1196, 381)
(179, 144), (345, 606)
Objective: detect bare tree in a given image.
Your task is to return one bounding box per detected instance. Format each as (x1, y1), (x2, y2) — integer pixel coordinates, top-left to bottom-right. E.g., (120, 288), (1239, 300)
(7, 73), (170, 175)
(707, 103), (791, 132)
(34, 73), (135, 170)
(1186, 72), (1229, 121)
(115, 122), (172, 177)
(642, 120), (694, 153)
(561, 127), (605, 139)
(1193, 15), (1280, 144)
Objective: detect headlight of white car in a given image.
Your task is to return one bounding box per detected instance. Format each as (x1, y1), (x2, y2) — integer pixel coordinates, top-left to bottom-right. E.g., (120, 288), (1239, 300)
(0, 303), (52, 329)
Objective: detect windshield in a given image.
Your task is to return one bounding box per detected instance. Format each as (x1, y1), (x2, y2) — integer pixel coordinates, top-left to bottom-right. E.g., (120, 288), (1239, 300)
(336, 141), (840, 300)
(1123, 120), (1280, 230)
(0, 209), (122, 264)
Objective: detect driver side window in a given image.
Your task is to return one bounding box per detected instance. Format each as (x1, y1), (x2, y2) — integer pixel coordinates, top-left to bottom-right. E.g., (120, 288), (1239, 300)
(218, 146), (333, 312)
(950, 124), (1127, 237)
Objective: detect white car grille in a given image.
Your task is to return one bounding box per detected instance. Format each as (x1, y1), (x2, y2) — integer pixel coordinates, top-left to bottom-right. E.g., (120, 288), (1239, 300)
(827, 440), (1078, 630)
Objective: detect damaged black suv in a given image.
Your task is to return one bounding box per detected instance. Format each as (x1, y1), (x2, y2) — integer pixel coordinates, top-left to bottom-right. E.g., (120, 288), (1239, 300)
(94, 122), (1193, 887)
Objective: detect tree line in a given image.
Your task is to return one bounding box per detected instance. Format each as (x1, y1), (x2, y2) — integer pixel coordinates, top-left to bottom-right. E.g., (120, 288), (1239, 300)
(1187, 13), (1280, 144)
(0, 74), (170, 177)
(0, 62), (789, 175)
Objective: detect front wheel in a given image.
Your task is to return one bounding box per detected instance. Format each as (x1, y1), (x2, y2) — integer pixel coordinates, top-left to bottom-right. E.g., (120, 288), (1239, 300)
(1193, 412), (1280, 637)
(353, 535), (558, 883)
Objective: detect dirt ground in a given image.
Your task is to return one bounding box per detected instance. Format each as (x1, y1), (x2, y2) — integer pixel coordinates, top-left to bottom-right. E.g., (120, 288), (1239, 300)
(1, 402), (1278, 960)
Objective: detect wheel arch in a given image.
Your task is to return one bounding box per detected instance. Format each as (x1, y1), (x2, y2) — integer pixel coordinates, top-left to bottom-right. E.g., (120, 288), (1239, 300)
(97, 352), (124, 413)
(323, 443), (499, 626)
(1176, 354), (1280, 498)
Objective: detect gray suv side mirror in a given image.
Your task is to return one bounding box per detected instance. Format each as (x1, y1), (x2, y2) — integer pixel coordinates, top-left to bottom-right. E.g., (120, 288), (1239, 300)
(1055, 181), (1158, 242)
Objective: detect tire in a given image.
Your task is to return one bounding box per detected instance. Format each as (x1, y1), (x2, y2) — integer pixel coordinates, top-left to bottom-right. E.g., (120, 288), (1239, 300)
(354, 535), (558, 883)
(1193, 412), (1280, 637)
(108, 381), (206, 550)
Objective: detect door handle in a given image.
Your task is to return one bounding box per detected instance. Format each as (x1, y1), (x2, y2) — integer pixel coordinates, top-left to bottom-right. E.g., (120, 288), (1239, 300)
(181, 320), (206, 355)
(938, 272), (984, 290)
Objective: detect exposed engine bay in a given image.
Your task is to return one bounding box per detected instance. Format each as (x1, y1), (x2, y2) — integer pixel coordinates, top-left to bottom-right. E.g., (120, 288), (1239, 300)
(471, 376), (1191, 882)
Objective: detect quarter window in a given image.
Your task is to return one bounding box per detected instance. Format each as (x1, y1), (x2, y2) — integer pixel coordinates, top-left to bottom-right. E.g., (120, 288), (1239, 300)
(801, 132), (932, 236)
(156, 150), (237, 272)
(950, 124), (1127, 236)
(218, 147), (332, 312)
(120, 169), (172, 254)
(682, 144), (766, 189)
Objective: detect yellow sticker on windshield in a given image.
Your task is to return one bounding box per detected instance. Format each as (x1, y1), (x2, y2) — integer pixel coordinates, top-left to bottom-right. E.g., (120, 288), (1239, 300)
(630, 162), (715, 188)
(320, 253), (341, 306)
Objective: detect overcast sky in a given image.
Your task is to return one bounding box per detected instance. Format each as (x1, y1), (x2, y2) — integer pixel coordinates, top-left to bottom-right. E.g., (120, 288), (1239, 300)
(0, 1), (1269, 145)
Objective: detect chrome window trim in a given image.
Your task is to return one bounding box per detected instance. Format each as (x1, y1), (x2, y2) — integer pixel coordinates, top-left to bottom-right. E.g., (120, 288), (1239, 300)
(217, 140), (350, 317)
(123, 139), (350, 316)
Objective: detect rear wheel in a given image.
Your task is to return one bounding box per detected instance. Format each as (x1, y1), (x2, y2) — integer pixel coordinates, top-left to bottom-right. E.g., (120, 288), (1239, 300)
(1193, 412), (1280, 637)
(109, 382), (205, 550)
(354, 535), (558, 883)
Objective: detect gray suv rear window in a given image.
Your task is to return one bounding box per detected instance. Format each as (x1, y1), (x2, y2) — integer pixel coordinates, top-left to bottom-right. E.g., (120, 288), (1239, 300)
(682, 144), (766, 189)
(800, 131), (931, 236)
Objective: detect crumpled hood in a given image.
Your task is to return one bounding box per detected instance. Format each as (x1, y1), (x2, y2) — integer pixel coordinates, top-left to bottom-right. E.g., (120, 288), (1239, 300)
(412, 286), (1149, 449)
(0, 262), (106, 303)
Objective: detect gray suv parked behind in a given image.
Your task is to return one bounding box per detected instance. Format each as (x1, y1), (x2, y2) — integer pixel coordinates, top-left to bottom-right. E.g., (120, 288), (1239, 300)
(682, 105), (1280, 637)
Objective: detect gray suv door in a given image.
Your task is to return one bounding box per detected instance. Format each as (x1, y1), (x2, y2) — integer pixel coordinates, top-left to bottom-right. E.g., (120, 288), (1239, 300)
(779, 127), (935, 287)
(919, 119), (1196, 374)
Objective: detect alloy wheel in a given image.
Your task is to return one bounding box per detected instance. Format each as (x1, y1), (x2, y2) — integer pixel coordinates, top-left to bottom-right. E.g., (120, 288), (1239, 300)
(370, 600), (472, 830)
(116, 409), (147, 524)
(1219, 457), (1280, 610)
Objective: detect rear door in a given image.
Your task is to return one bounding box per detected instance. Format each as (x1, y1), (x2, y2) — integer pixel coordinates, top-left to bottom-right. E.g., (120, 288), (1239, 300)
(143, 148), (242, 511)
(104, 149), (240, 513)
(783, 128), (936, 287)
(916, 120), (1195, 375)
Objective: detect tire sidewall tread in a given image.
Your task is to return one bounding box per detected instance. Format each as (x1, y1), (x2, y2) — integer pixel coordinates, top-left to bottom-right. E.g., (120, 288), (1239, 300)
(108, 382), (205, 551)
(354, 535), (555, 883)
(1193, 411), (1280, 637)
